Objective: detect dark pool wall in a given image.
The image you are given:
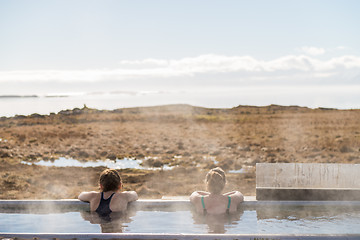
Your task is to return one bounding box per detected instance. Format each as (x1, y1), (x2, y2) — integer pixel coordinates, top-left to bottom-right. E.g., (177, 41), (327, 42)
(256, 188), (360, 201)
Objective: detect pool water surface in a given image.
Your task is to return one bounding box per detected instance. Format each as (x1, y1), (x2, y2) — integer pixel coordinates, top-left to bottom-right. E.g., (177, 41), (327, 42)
(1, 205), (360, 234)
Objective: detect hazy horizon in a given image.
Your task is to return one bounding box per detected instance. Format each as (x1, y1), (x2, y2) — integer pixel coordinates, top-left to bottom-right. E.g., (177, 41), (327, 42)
(1, 0), (360, 114)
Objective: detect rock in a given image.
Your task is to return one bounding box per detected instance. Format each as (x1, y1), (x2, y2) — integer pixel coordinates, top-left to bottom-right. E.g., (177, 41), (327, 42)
(183, 152), (191, 156)
(151, 149), (161, 154)
(219, 162), (230, 170)
(177, 142), (185, 150)
(238, 146), (251, 151)
(0, 150), (11, 158)
(107, 153), (117, 160)
(339, 145), (353, 153)
(136, 153), (145, 159)
(78, 151), (90, 158)
(244, 157), (261, 166)
(99, 151), (108, 157)
(152, 160), (163, 168)
(142, 158), (164, 168)
(30, 113), (45, 118)
(13, 115), (27, 119)
(210, 150), (222, 156)
(27, 154), (39, 160)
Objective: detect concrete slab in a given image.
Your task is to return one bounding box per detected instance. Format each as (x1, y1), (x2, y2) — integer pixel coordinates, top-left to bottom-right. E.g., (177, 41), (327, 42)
(256, 163), (360, 200)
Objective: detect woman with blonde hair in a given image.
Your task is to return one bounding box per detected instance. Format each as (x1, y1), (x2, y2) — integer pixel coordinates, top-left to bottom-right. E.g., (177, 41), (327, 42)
(190, 167), (243, 214)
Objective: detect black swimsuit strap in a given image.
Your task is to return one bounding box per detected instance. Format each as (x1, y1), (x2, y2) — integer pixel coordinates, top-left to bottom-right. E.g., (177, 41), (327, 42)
(96, 192), (115, 216)
(101, 192), (115, 200)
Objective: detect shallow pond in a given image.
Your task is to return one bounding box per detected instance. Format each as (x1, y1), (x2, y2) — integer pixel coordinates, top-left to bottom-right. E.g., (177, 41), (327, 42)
(21, 157), (174, 170)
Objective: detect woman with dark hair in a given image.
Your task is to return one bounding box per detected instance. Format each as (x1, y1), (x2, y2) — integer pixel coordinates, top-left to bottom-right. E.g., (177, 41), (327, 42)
(78, 169), (138, 215)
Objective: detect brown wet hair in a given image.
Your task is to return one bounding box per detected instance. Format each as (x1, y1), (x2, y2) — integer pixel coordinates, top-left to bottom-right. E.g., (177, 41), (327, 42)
(99, 169), (122, 192)
(205, 167), (226, 194)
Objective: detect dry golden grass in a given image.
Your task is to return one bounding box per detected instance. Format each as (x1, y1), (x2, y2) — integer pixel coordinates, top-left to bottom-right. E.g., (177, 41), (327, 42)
(0, 104), (359, 199)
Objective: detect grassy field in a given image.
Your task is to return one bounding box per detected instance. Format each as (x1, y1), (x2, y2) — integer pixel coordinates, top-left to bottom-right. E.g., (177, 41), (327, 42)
(0, 104), (359, 199)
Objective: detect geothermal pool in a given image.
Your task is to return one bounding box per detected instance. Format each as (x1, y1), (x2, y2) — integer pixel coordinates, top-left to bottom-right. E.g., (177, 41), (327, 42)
(1, 201), (360, 235)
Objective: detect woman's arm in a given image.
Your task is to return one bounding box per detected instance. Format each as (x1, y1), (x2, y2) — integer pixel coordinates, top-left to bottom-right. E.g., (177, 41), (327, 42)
(223, 191), (238, 196)
(78, 191), (97, 202)
(223, 191), (244, 203)
(123, 191), (138, 202)
(189, 191), (210, 203)
(192, 191), (210, 196)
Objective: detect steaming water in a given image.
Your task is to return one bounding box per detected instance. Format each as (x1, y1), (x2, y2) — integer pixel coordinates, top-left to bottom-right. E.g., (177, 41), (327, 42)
(21, 157), (174, 170)
(1, 205), (360, 234)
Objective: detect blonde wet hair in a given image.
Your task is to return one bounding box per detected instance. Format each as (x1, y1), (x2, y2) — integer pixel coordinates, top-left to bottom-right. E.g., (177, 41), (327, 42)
(205, 167), (226, 194)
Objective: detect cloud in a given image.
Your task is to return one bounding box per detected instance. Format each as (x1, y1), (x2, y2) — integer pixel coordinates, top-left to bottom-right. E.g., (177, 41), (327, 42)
(297, 46), (349, 55)
(298, 46), (326, 56)
(335, 46), (347, 50)
(0, 54), (360, 85)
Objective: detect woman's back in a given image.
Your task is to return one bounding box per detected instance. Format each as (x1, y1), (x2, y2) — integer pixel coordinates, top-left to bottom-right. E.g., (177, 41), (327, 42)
(79, 191), (138, 213)
(78, 169), (138, 214)
(190, 191), (243, 215)
(190, 167), (244, 214)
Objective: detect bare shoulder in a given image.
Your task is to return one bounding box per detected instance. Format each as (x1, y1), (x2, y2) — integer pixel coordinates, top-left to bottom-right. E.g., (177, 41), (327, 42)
(118, 191), (138, 202)
(108, 191), (137, 212)
(231, 191), (244, 203)
(190, 191), (205, 203)
(224, 191), (244, 203)
(190, 191), (210, 206)
(78, 191), (99, 202)
(189, 191), (200, 203)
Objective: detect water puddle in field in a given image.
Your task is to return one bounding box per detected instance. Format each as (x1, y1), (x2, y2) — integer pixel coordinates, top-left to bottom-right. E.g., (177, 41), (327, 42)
(228, 166), (255, 174)
(21, 157), (174, 170)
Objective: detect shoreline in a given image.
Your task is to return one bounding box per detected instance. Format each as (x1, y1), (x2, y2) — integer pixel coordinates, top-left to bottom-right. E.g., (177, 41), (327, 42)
(2, 103), (356, 118)
(1, 98), (358, 118)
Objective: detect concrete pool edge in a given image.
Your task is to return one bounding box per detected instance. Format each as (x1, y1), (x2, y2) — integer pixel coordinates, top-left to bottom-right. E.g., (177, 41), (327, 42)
(1, 233), (360, 240)
(2, 197), (360, 214)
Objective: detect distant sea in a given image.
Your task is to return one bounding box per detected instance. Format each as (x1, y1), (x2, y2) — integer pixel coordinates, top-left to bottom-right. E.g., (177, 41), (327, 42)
(1, 87), (359, 117)
(0, 90), (228, 117)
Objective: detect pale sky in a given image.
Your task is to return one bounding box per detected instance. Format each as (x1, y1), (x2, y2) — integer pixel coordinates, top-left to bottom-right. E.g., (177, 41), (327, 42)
(0, 0), (360, 109)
